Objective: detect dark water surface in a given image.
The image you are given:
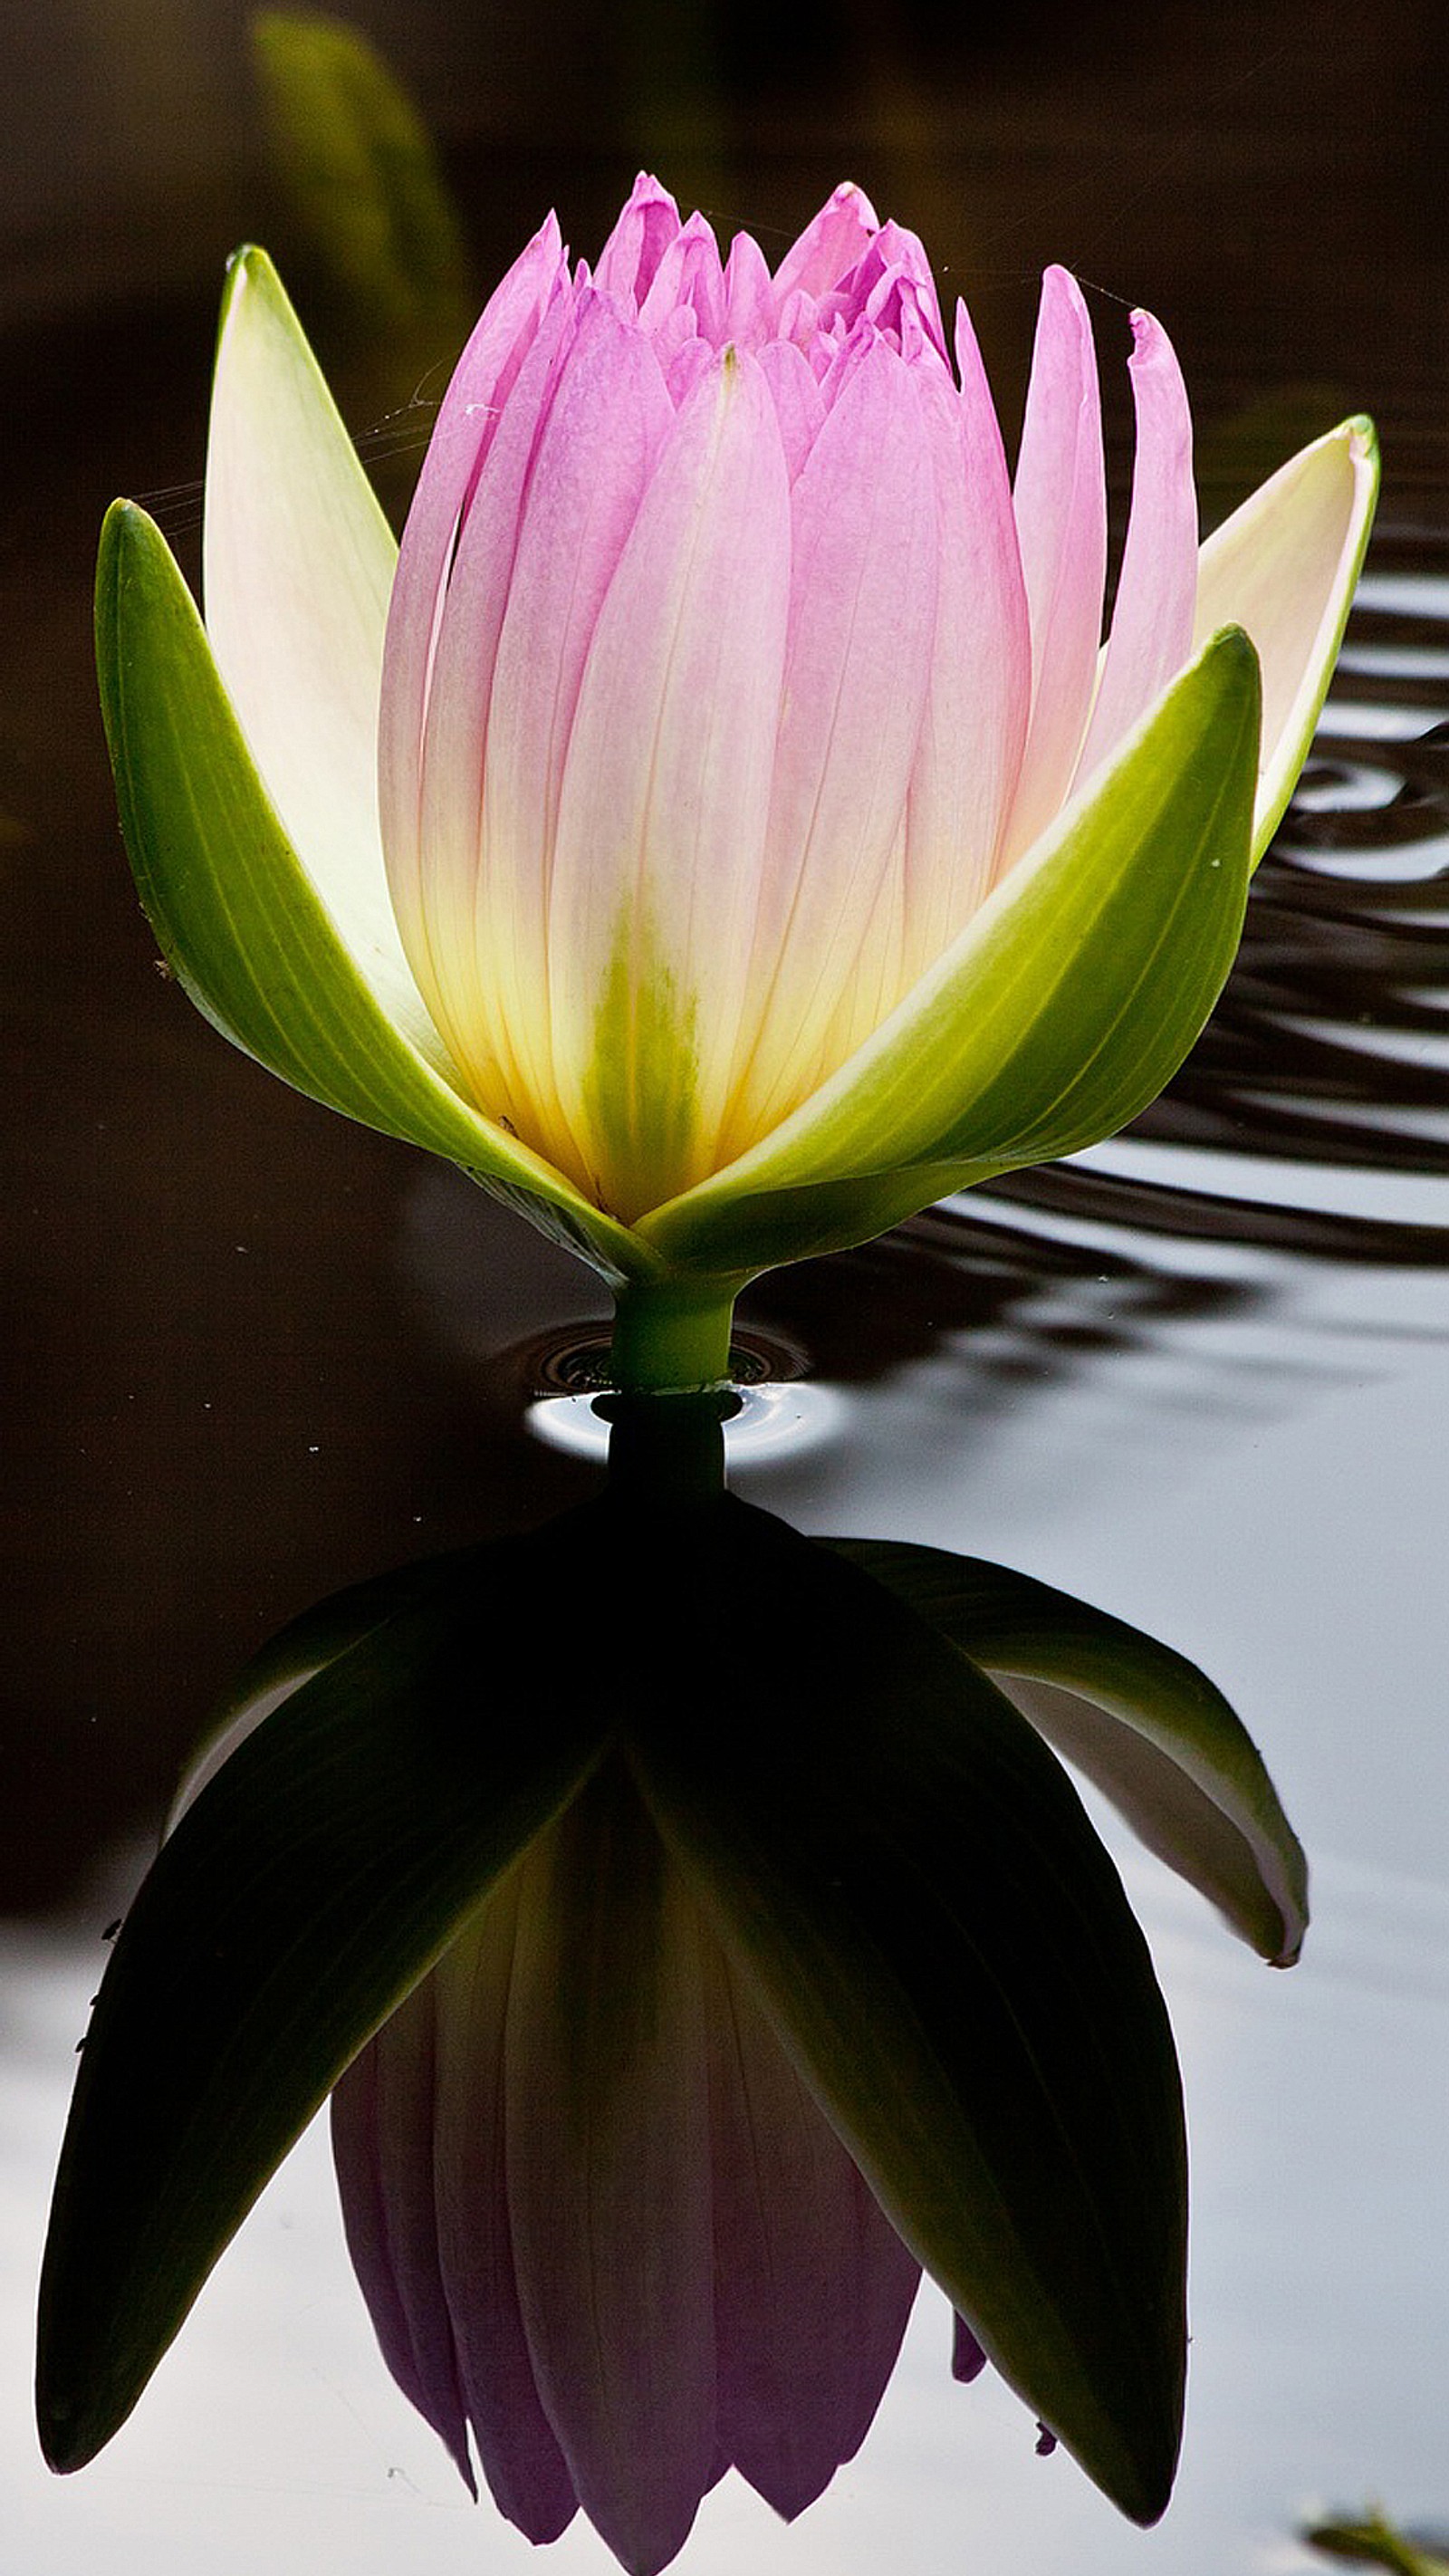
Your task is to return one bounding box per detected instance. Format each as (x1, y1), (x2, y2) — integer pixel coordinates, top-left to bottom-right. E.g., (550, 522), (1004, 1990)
(5, 4), (1449, 2569)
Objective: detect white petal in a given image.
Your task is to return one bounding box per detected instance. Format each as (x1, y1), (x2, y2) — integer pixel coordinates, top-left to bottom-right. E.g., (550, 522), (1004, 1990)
(204, 249), (406, 1018)
(1193, 418), (1378, 858)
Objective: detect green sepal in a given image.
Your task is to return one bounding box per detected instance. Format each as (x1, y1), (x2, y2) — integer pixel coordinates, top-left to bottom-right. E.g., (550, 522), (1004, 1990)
(95, 494), (660, 1289)
(830, 1539), (1308, 1967)
(36, 1533), (609, 2473)
(640, 628), (1261, 1278)
(625, 1499), (1188, 2523)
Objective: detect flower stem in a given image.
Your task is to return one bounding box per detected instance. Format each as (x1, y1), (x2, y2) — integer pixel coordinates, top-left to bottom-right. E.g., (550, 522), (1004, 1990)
(600, 1279), (744, 1508)
(606, 1277), (740, 1395)
(600, 1387), (737, 1508)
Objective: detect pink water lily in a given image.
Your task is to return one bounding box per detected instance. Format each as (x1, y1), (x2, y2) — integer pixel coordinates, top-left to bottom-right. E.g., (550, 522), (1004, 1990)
(103, 172), (1375, 1385)
(369, 176), (1207, 1220)
(332, 1764), (921, 2574)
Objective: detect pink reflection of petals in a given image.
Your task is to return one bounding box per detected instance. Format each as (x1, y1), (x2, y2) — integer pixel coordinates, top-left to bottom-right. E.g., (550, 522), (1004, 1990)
(707, 1943), (920, 2517)
(331, 1978), (476, 2494)
(503, 1787), (717, 2576)
(333, 1780), (932, 2576)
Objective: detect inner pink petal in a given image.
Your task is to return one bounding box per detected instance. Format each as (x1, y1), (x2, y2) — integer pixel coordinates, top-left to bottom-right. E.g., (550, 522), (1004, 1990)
(719, 340), (939, 1149)
(772, 180), (881, 306)
(399, 293), (579, 1101)
(640, 210), (725, 343)
(593, 172), (682, 312)
(378, 218), (566, 955)
(724, 228), (775, 341)
(1001, 264), (1108, 863)
(1075, 306), (1197, 783)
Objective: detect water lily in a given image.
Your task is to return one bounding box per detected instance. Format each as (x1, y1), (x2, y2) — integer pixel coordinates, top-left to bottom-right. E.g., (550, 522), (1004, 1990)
(98, 174), (1376, 1388)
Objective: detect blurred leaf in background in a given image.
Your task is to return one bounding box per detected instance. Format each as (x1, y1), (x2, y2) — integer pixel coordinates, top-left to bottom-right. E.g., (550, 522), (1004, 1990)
(1305, 2508), (1449, 2572)
(252, 10), (473, 429)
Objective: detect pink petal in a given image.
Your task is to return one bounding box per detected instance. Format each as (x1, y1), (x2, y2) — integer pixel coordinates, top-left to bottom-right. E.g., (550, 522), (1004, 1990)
(378, 215), (566, 964)
(723, 228), (775, 341)
(772, 181), (881, 306)
(545, 348), (792, 1218)
(429, 1883), (581, 2545)
(706, 1944), (919, 2517)
(594, 173), (682, 312)
(504, 1778), (717, 2576)
(1076, 308), (1197, 782)
(664, 332), (715, 409)
(640, 210), (725, 344)
(756, 338), (826, 481)
(394, 289), (578, 1122)
(719, 340), (940, 1153)
(331, 1982), (475, 2494)
(1003, 265), (1108, 862)
(823, 223), (948, 367)
(476, 299), (673, 1153)
(899, 317), (1031, 977)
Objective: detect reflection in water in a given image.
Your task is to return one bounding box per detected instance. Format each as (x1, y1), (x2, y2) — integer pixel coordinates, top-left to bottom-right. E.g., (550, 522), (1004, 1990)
(39, 1432), (1312, 2569)
(334, 1760), (919, 2572)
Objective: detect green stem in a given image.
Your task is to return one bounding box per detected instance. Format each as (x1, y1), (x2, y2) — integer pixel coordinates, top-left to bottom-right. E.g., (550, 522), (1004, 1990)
(606, 1276), (741, 1395)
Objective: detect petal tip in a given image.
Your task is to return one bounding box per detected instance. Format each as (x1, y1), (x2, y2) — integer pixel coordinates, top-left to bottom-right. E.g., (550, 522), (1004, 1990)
(1127, 306), (1166, 361)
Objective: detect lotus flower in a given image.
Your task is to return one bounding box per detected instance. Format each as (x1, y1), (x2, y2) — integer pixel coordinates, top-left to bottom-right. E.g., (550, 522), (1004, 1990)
(98, 175), (1376, 1387)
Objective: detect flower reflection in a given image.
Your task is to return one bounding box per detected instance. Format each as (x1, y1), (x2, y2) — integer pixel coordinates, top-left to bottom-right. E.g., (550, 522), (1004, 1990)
(38, 1442), (1305, 2545)
(334, 1761), (919, 2574)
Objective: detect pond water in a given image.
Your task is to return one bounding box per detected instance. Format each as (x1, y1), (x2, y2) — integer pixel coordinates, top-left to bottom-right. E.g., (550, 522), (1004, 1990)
(5, 5), (1449, 2572)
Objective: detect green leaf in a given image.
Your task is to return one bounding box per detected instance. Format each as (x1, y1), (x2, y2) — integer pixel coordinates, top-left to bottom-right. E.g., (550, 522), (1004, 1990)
(37, 1532), (609, 2473)
(830, 1539), (1308, 1967)
(640, 627), (1261, 1278)
(253, 12), (471, 342)
(95, 493), (658, 1288)
(1304, 2513), (1449, 2572)
(627, 1501), (1188, 2523)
